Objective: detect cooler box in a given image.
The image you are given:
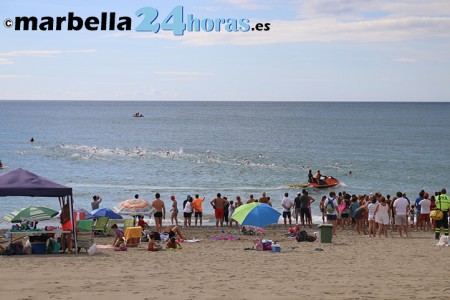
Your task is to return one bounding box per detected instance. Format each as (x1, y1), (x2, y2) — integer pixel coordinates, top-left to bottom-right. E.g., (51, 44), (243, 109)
(318, 224), (333, 243)
(31, 242), (47, 254)
(124, 227), (142, 247)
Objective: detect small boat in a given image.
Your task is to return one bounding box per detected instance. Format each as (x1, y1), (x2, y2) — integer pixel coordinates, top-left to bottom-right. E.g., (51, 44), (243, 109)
(133, 113), (144, 117)
(308, 176), (340, 189)
(288, 176), (340, 189)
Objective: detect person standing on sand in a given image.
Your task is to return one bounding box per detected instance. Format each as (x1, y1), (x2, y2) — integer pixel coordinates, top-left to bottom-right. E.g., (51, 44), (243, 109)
(324, 192), (339, 235)
(307, 192), (316, 228)
(210, 193), (228, 227)
(415, 190), (424, 230)
(192, 194), (204, 227)
(235, 196), (243, 208)
(374, 197), (390, 237)
(393, 192), (410, 238)
(299, 190), (311, 228)
(259, 192), (269, 204)
(223, 197), (230, 225)
(183, 196), (193, 227)
(281, 192), (294, 228)
(418, 193), (431, 231)
(91, 195), (102, 210)
(152, 193), (166, 233)
(434, 188), (450, 240)
(170, 195), (178, 226)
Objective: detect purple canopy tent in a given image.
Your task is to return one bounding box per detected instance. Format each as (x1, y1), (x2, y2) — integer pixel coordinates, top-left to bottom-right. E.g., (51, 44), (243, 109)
(0, 168), (77, 250)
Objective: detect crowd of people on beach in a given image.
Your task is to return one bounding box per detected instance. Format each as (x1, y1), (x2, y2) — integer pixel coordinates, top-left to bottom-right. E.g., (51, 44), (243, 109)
(151, 187), (449, 240)
(102, 187), (450, 253)
(316, 188), (449, 239)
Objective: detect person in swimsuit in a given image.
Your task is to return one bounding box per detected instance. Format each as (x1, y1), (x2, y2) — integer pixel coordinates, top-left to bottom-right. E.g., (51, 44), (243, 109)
(152, 193), (166, 233)
(111, 224), (125, 247)
(163, 225), (184, 240)
(170, 195), (178, 226)
(165, 237), (182, 250)
(147, 232), (162, 251)
(210, 193), (228, 227)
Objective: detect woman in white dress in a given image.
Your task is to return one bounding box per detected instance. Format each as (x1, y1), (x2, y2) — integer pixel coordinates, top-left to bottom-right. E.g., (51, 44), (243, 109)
(374, 197), (391, 237)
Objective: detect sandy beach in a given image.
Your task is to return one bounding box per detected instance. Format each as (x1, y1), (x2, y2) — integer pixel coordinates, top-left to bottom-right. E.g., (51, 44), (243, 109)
(0, 225), (446, 300)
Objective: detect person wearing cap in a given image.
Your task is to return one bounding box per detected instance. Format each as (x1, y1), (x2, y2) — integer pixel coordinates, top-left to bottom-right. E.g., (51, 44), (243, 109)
(434, 188), (450, 240)
(192, 194), (205, 227)
(419, 193), (431, 231)
(170, 195), (178, 226)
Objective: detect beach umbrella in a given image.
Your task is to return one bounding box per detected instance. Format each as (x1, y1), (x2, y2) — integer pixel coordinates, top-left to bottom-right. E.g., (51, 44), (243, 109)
(231, 203), (281, 228)
(112, 198), (155, 216)
(4, 206), (59, 223)
(91, 208), (123, 219)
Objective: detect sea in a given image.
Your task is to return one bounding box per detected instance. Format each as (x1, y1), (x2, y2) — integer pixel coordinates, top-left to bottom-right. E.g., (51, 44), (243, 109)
(1, 101), (449, 226)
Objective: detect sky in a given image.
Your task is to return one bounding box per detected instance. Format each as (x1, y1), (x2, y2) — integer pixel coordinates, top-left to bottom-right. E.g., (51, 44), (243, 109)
(0, 0), (449, 101)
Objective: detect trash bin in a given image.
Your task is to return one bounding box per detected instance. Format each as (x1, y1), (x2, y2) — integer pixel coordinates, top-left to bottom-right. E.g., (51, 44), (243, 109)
(318, 224), (333, 243)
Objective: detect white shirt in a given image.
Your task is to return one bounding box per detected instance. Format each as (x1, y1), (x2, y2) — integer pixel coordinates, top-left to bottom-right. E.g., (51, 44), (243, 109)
(324, 198), (339, 215)
(183, 201), (193, 213)
(419, 199), (431, 214)
(282, 197), (294, 212)
(368, 203), (377, 217)
(393, 197), (410, 215)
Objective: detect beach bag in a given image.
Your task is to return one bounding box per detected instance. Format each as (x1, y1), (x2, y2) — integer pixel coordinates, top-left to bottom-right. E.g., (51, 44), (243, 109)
(430, 209), (443, 221)
(262, 241), (272, 251)
(87, 244), (98, 255)
(326, 199), (335, 214)
(296, 230), (309, 242)
(430, 196), (444, 220)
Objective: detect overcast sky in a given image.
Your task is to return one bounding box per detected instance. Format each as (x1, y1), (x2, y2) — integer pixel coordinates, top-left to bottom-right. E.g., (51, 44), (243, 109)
(1, 0), (449, 101)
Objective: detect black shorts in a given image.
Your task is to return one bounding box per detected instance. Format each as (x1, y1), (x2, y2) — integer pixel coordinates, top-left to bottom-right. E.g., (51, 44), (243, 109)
(154, 212), (162, 218)
(194, 212), (202, 217)
(283, 211), (291, 218)
(327, 214), (337, 221)
(300, 207), (310, 219)
(341, 213), (349, 218)
(183, 212), (192, 218)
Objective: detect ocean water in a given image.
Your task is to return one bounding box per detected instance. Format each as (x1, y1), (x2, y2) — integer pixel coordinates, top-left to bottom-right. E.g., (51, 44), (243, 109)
(1, 101), (449, 224)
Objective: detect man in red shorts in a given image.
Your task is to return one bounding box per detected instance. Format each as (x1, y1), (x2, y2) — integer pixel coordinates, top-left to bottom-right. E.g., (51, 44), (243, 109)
(210, 193), (228, 227)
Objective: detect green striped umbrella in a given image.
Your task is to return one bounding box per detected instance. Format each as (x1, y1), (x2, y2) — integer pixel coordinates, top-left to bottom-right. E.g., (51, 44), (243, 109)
(4, 206), (59, 223)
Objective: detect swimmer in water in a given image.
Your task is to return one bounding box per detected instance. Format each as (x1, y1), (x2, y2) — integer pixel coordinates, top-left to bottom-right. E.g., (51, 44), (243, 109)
(30, 137), (34, 143)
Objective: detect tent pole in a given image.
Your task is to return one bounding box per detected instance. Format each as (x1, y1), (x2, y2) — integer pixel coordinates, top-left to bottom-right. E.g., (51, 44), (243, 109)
(69, 195), (77, 253)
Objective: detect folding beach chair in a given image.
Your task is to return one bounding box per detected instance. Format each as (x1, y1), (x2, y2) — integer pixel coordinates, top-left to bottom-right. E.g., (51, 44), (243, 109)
(93, 217), (109, 237)
(76, 219), (94, 253)
(123, 218), (135, 231)
(106, 219), (118, 236)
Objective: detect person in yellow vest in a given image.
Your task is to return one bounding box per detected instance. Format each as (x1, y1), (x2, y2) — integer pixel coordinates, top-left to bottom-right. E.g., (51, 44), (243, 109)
(435, 188), (450, 240)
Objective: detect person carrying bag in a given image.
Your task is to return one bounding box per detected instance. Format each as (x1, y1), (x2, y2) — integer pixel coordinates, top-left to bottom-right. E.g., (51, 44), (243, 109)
(433, 189), (450, 240)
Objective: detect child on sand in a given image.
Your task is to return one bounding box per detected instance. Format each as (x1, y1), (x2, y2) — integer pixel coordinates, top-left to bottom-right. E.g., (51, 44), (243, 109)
(147, 232), (162, 251)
